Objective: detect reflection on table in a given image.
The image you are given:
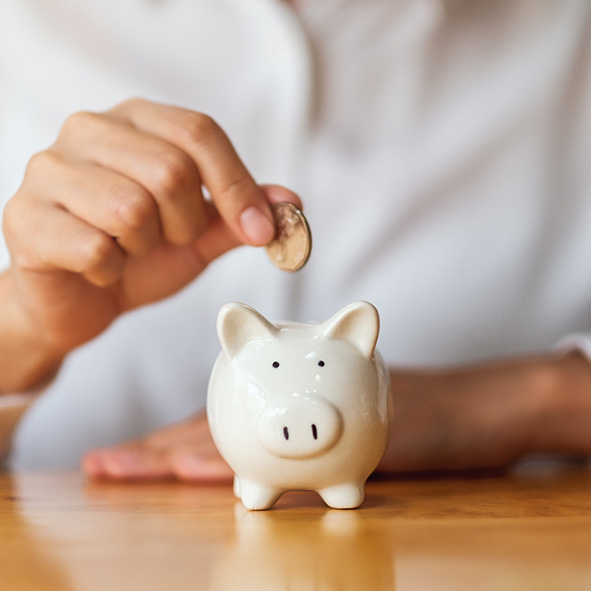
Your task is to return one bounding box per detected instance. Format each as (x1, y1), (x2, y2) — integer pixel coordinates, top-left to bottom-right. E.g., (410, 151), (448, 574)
(2, 462), (591, 590)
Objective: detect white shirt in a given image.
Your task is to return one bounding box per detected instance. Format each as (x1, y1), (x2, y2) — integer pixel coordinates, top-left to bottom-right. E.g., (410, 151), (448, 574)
(1, 0), (591, 468)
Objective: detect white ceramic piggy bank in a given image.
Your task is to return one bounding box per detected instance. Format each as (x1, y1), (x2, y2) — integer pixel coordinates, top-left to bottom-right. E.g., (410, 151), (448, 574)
(207, 301), (392, 510)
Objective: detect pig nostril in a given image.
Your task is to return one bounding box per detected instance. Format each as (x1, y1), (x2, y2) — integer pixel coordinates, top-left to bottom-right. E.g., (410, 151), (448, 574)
(258, 398), (341, 458)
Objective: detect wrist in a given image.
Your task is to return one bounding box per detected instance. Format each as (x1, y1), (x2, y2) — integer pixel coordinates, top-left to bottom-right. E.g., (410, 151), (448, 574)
(0, 270), (63, 393)
(525, 351), (591, 456)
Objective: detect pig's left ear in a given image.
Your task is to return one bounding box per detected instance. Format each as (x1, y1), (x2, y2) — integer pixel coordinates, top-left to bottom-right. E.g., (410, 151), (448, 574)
(319, 301), (380, 358)
(217, 302), (278, 361)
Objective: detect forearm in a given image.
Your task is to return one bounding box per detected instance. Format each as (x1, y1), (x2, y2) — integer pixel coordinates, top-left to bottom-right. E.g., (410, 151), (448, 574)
(377, 351), (591, 474)
(0, 270), (63, 393)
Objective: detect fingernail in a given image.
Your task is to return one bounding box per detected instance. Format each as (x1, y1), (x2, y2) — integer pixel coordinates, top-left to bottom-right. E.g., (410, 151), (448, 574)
(240, 206), (275, 245)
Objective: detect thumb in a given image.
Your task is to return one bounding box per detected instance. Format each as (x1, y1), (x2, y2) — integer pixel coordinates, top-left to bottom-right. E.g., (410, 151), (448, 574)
(190, 184), (303, 267)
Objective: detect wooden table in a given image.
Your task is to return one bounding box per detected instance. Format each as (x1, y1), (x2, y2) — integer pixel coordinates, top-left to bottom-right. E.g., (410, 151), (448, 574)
(2, 464), (591, 590)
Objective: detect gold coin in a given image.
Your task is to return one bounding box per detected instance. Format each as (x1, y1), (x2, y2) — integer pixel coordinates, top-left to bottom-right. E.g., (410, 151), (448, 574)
(265, 202), (312, 272)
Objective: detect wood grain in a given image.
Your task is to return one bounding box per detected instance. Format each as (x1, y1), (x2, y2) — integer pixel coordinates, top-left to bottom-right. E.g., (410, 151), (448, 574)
(1, 464), (591, 590)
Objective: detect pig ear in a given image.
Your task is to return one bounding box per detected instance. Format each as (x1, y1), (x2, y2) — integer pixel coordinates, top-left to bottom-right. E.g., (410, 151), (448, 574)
(318, 301), (380, 358)
(217, 302), (278, 361)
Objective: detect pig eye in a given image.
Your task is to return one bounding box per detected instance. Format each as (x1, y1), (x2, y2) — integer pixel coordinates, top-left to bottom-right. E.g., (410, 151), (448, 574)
(318, 360), (325, 367)
(272, 361), (280, 369)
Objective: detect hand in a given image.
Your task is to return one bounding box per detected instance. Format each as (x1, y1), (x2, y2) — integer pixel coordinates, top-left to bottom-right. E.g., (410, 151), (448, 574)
(82, 352), (591, 482)
(1, 98), (301, 391)
(82, 410), (233, 483)
(378, 350), (591, 474)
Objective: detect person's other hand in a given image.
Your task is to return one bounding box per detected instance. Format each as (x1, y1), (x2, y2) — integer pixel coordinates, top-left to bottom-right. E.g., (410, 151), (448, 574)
(82, 410), (233, 483)
(82, 352), (591, 482)
(378, 350), (591, 474)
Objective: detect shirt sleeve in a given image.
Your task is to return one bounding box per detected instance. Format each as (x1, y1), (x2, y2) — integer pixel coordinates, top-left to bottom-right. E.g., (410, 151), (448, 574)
(555, 334), (591, 362)
(0, 393), (38, 467)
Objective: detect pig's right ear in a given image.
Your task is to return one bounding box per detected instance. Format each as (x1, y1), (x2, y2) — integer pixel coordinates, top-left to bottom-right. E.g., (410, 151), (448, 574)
(217, 302), (278, 361)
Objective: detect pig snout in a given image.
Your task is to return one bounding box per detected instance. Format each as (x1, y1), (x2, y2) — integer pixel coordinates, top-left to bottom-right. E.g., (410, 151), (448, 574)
(256, 396), (343, 459)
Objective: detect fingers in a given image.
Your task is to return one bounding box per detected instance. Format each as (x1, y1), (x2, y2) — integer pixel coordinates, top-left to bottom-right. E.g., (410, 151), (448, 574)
(7, 150), (156, 286)
(82, 448), (174, 480)
(5, 195), (126, 287)
(82, 412), (234, 483)
(82, 447), (234, 483)
(110, 99), (276, 246)
(7, 99), (304, 292)
(188, 185), (303, 267)
(24, 150), (162, 255)
(262, 183), (304, 211)
(55, 110), (209, 246)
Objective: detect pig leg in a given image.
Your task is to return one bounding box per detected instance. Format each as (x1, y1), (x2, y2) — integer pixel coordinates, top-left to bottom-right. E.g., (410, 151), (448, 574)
(318, 482), (365, 509)
(238, 477), (283, 510)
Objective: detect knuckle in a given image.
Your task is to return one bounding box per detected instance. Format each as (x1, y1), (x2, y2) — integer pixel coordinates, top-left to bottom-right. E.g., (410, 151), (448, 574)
(111, 96), (146, 117)
(217, 175), (252, 200)
(59, 110), (101, 139)
(24, 149), (60, 178)
(112, 188), (156, 234)
(1, 197), (21, 240)
(3, 191), (42, 251)
(178, 112), (221, 146)
(151, 149), (195, 199)
(212, 175), (258, 220)
(79, 232), (116, 271)
(120, 96), (144, 110)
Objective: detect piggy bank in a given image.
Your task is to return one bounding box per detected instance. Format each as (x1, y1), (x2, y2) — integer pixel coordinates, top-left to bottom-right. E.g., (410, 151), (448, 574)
(207, 301), (392, 510)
